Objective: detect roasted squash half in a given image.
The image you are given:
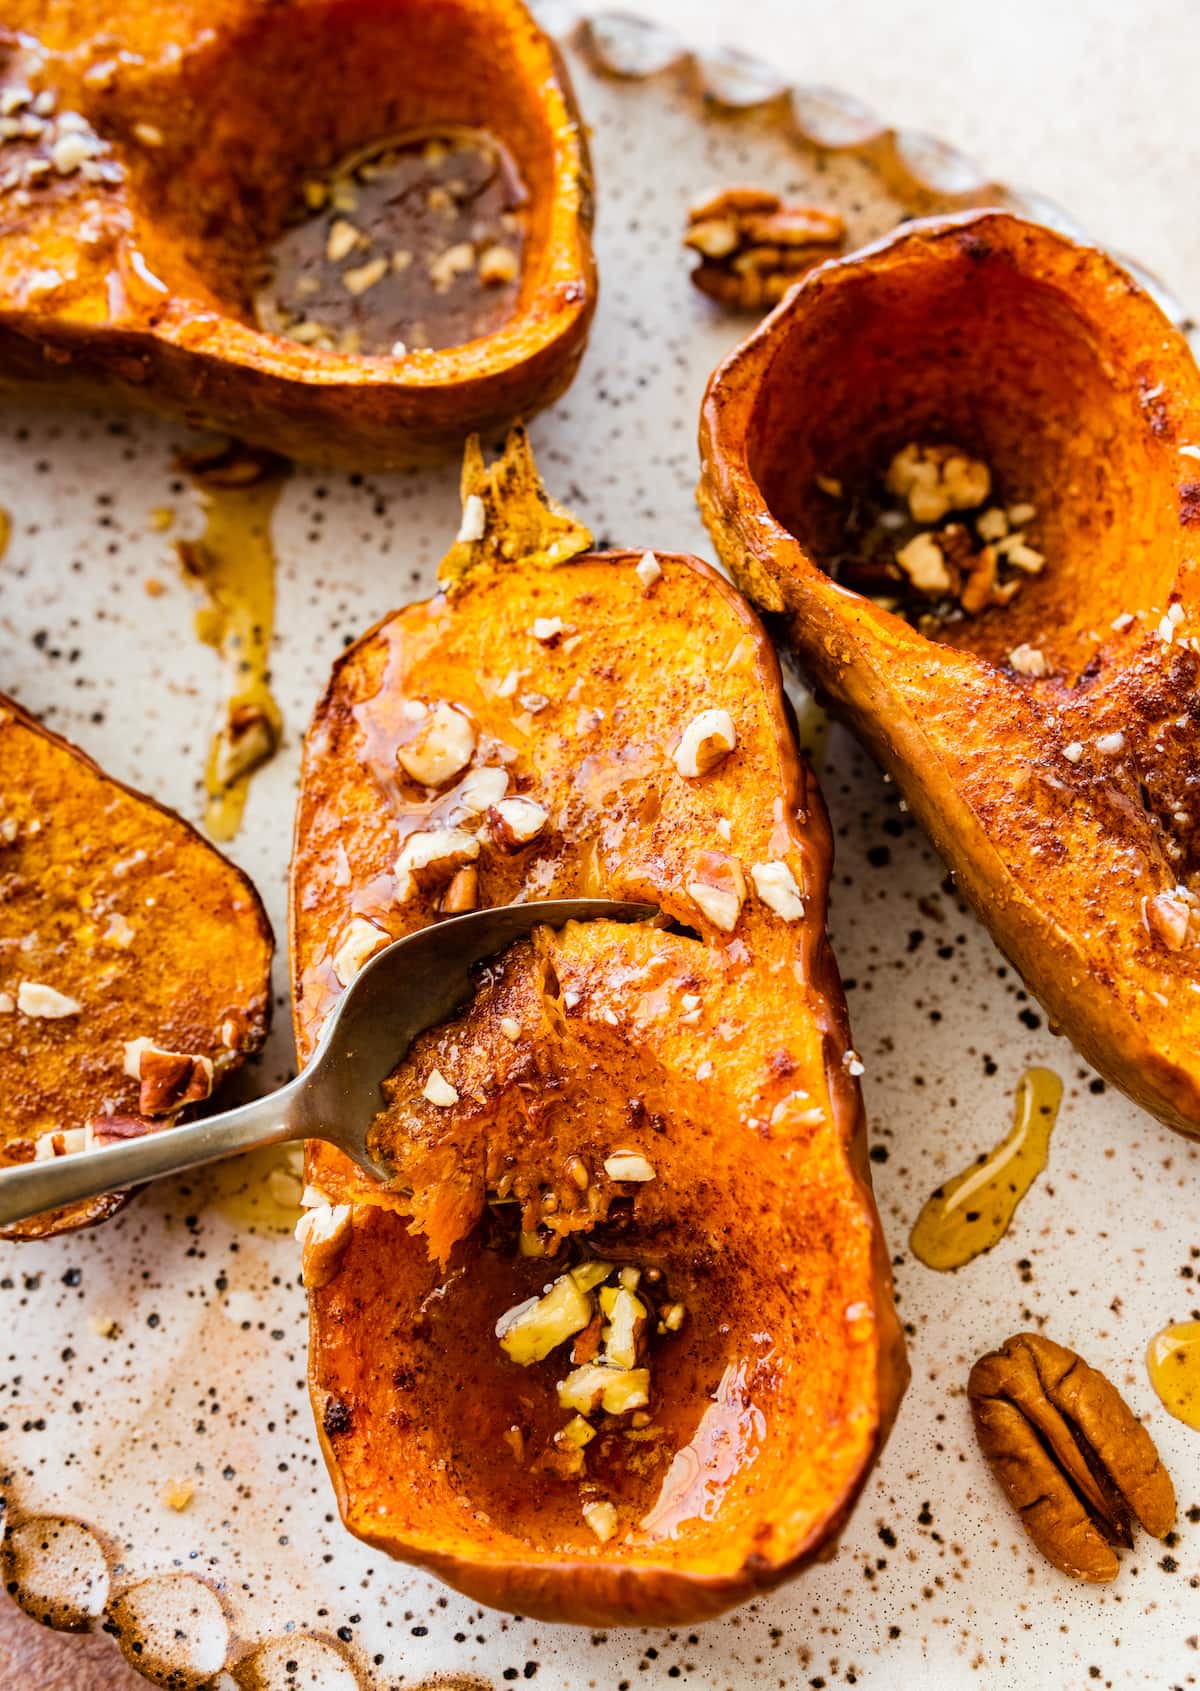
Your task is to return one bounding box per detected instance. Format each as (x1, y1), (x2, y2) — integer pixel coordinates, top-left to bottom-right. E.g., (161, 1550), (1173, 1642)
(0, 0), (595, 467)
(289, 432), (906, 1626)
(0, 694), (273, 1237)
(699, 210), (1200, 1138)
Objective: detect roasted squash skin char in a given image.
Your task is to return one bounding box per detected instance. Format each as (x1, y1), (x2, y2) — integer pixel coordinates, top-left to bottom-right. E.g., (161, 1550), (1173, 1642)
(289, 434), (906, 1626)
(0, 0), (595, 466)
(699, 210), (1200, 1138)
(0, 694), (273, 1237)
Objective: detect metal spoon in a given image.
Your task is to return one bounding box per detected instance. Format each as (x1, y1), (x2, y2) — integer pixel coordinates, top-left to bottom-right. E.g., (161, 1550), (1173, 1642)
(0, 898), (654, 1230)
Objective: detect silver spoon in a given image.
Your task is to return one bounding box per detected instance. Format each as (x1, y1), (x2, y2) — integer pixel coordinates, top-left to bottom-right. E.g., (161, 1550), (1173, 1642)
(0, 898), (654, 1230)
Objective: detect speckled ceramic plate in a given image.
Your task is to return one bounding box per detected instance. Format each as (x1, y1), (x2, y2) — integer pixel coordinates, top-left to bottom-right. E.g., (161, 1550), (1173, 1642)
(2, 9), (1198, 1690)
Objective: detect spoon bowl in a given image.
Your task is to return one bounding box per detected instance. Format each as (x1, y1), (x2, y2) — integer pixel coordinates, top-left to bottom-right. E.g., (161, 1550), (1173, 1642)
(0, 899), (654, 1230)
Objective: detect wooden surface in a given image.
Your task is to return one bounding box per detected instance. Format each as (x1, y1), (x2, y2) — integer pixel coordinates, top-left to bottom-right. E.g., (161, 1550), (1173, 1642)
(2, 0), (1196, 1686)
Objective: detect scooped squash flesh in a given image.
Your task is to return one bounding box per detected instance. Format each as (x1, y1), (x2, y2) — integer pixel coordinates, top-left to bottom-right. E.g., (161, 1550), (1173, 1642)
(289, 431), (907, 1626)
(0, 694), (273, 1237)
(699, 210), (1200, 1137)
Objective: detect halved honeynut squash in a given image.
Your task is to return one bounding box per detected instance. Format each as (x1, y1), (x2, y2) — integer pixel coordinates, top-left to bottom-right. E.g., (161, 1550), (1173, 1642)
(0, 0), (595, 466)
(699, 209), (1200, 1138)
(0, 695), (273, 1238)
(289, 429), (907, 1626)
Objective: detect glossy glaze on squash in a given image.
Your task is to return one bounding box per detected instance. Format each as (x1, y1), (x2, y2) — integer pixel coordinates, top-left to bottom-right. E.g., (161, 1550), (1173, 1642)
(700, 210), (1200, 1138)
(0, 0), (595, 466)
(289, 431), (906, 1626)
(0, 694), (273, 1237)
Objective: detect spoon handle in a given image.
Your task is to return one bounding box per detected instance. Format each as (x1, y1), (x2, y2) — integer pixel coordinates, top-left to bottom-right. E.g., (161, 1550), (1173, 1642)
(0, 1079), (306, 1229)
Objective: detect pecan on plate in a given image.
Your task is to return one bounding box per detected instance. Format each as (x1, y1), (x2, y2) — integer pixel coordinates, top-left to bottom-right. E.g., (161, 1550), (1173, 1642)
(968, 1332), (1176, 1581)
(211, 698), (281, 789)
(684, 186), (845, 312)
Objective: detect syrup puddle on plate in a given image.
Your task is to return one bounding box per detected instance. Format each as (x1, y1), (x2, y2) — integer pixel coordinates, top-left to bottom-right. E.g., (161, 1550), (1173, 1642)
(178, 1143), (304, 1234)
(909, 1066), (1063, 1270)
(1146, 1320), (1200, 1430)
(176, 450), (287, 841)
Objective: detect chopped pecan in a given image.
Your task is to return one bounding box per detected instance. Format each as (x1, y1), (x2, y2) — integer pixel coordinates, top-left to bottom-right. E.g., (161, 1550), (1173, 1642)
(295, 1201), (353, 1289)
(968, 1332), (1176, 1581)
(684, 186), (845, 312)
(125, 1038), (214, 1115)
(439, 864), (479, 914)
(1145, 885), (1200, 950)
(86, 1112), (159, 1146)
(959, 542), (1000, 614)
(140, 1050), (213, 1115)
(212, 699), (280, 788)
(685, 847), (746, 933)
(394, 826), (480, 899)
(487, 796), (548, 851)
(837, 442), (1040, 623)
(886, 442), (991, 524)
(571, 1307), (604, 1365)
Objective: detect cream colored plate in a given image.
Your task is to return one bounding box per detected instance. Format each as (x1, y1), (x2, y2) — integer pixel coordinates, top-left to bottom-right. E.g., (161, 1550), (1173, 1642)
(1, 9), (1197, 1689)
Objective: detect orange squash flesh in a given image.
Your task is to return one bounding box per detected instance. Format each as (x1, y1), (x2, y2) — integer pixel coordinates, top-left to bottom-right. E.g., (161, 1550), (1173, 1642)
(289, 436), (906, 1625)
(0, 694), (274, 1237)
(699, 210), (1200, 1137)
(0, 0), (595, 467)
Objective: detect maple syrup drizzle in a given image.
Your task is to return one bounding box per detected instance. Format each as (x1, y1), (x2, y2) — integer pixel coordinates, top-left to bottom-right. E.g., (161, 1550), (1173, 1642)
(1146, 1320), (1200, 1430)
(636, 1358), (764, 1540)
(0, 506), (10, 559)
(179, 466), (287, 841)
(909, 1066), (1063, 1271)
(255, 129), (527, 357)
(180, 1144), (304, 1235)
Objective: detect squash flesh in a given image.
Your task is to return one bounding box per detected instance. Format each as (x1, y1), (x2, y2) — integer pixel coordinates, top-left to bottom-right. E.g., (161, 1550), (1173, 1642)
(290, 534), (906, 1624)
(0, 694), (273, 1235)
(699, 211), (1200, 1137)
(0, 0), (595, 465)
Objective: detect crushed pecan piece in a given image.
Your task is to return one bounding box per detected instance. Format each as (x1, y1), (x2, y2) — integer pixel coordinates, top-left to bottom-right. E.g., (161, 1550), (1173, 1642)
(684, 186), (845, 312)
(832, 442), (1043, 626)
(968, 1332), (1175, 1581)
(125, 1037), (214, 1115)
(86, 1112), (159, 1146)
(1145, 884), (1200, 950)
(488, 796), (548, 851)
(571, 1307), (604, 1366)
(212, 699), (280, 788)
(439, 864), (479, 914)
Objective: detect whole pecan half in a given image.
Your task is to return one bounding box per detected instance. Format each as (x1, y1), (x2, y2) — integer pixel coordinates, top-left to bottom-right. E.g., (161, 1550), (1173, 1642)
(968, 1332), (1176, 1581)
(684, 186), (845, 311)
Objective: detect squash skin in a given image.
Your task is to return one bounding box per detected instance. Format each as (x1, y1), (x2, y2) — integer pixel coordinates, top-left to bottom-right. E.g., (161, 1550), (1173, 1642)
(0, 693), (274, 1237)
(0, 0), (595, 467)
(698, 210), (1200, 1137)
(289, 524), (907, 1624)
